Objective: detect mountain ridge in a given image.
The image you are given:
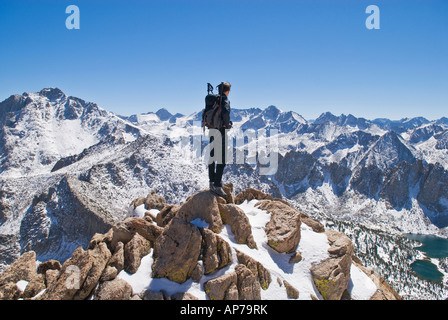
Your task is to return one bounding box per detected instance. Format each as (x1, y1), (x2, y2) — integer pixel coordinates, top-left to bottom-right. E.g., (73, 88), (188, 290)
(2, 88), (448, 231)
(0, 88), (447, 299)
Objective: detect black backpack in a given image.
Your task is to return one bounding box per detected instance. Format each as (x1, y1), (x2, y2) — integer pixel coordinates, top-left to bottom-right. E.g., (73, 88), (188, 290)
(202, 83), (224, 132)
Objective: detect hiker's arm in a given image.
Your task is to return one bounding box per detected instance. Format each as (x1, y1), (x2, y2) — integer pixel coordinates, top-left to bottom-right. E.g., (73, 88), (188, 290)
(222, 100), (232, 129)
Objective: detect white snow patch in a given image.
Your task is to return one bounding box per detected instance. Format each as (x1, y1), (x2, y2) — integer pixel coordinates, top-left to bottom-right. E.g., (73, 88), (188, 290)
(16, 280), (29, 292)
(347, 264), (377, 300)
(126, 204), (160, 219)
(132, 204), (146, 218)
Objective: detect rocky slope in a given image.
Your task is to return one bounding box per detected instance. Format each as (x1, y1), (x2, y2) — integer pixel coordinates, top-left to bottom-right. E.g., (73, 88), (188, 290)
(0, 186), (400, 300)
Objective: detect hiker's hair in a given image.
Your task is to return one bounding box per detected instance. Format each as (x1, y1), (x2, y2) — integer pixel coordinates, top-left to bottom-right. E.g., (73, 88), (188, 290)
(218, 82), (231, 95)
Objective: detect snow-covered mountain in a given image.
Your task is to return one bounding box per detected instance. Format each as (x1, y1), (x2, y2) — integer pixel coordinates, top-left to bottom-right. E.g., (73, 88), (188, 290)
(0, 88), (141, 177)
(0, 88), (447, 299)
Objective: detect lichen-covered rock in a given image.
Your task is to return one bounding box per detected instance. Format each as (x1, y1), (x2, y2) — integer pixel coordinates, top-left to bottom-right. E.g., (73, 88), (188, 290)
(155, 204), (180, 227)
(0, 251), (37, 287)
(23, 273), (45, 299)
(191, 263), (203, 282)
(283, 280), (299, 299)
(44, 269), (60, 290)
(204, 272), (237, 300)
(235, 249), (271, 290)
(235, 264), (261, 300)
(203, 264), (261, 301)
(201, 228), (232, 274)
(144, 190), (166, 210)
(0, 251), (37, 300)
(100, 266), (118, 282)
(108, 241), (124, 273)
(221, 182), (235, 204)
(152, 217), (202, 284)
(299, 212), (325, 233)
(93, 278), (133, 300)
(73, 242), (112, 300)
(40, 242), (111, 300)
(234, 188), (274, 205)
(176, 190), (223, 233)
(219, 203), (257, 249)
(40, 247), (93, 300)
(124, 233), (151, 274)
(111, 217), (163, 250)
(37, 259), (61, 275)
(256, 200), (301, 253)
(310, 230), (353, 300)
(130, 196), (146, 209)
(0, 282), (20, 300)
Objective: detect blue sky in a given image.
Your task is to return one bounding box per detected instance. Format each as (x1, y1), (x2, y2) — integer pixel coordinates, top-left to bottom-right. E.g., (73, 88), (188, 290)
(0, 0), (447, 120)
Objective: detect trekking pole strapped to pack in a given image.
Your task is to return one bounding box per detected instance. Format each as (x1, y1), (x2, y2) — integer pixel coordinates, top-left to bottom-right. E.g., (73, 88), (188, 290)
(207, 83), (214, 95)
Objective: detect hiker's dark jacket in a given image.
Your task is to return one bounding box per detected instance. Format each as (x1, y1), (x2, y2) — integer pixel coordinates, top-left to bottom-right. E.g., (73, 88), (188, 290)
(221, 94), (232, 129)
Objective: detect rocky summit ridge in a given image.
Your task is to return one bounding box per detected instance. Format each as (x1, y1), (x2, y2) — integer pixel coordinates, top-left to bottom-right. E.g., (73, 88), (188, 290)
(0, 186), (400, 300)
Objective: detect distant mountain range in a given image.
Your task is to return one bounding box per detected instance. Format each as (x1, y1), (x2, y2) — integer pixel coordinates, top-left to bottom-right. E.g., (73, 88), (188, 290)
(119, 100), (448, 231)
(1, 88), (447, 274)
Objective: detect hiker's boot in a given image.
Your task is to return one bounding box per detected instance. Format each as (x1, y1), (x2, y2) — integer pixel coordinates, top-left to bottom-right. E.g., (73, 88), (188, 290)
(213, 185), (227, 198)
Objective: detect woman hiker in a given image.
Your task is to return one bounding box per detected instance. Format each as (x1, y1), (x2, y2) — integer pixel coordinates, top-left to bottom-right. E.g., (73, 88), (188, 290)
(208, 82), (232, 197)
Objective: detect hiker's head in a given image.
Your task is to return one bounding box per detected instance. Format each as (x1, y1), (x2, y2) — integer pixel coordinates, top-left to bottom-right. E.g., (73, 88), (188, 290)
(218, 82), (231, 96)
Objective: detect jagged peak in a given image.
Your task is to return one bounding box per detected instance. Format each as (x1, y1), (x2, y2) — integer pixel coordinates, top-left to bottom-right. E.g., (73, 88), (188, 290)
(261, 105), (282, 120)
(38, 88), (66, 101)
(435, 117), (448, 126)
(399, 116), (429, 125)
(155, 108), (173, 121)
(358, 129), (416, 170)
(0, 93), (29, 114)
(264, 105), (282, 112)
(313, 111), (339, 124)
(378, 130), (410, 145)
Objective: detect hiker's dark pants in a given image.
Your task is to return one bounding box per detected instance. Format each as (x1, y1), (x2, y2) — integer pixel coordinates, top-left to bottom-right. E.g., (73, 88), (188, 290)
(208, 128), (226, 187)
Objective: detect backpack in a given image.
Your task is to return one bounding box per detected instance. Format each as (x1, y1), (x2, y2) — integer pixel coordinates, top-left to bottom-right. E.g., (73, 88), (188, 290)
(202, 83), (224, 132)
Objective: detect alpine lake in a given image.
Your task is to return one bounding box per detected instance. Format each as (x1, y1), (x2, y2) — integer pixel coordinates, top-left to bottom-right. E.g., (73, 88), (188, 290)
(405, 234), (448, 283)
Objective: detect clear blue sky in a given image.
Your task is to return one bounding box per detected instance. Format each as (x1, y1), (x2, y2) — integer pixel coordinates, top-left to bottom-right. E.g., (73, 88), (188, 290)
(0, 0), (447, 120)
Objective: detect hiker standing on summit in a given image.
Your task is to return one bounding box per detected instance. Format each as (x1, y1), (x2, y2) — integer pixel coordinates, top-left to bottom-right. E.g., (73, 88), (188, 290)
(203, 82), (232, 197)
